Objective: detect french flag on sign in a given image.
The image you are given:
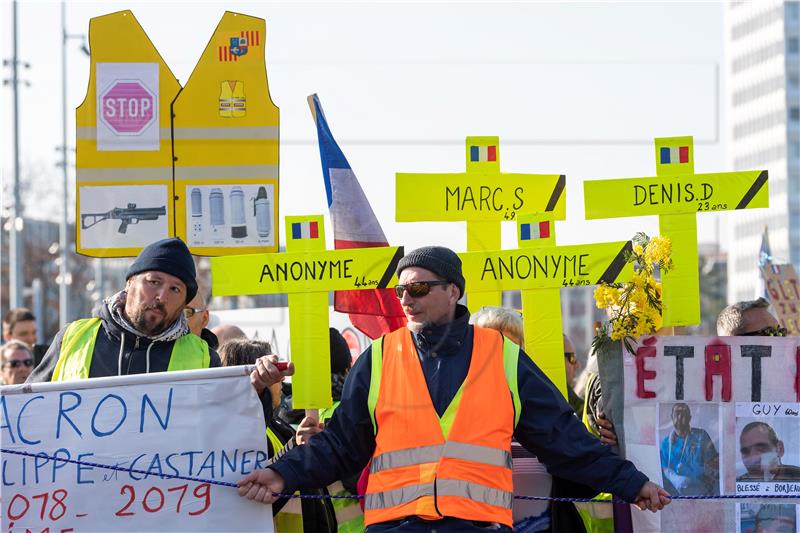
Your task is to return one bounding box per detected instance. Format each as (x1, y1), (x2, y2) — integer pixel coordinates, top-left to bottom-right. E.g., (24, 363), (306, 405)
(291, 221), (319, 240)
(660, 146), (690, 164)
(520, 221), (550, 240)
(470, 145), (497, 162)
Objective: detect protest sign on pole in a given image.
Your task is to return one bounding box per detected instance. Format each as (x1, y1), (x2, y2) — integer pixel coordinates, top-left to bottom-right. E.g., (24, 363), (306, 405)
(584, 136), (769, 327)
(761, 263), (800, 335)
(1, 367), (273, 532)
(174, 11), (280, 256)
(76, 10), (180, 257)
(396, 136), (566, 311)
(210, 215), (403, 409)
(613, 336), (800, 532)
(459, 237), (632, 395)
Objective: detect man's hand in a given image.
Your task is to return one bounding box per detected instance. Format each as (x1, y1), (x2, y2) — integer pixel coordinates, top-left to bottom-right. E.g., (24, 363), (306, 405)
(251, 355), (294, 397)
(597, 411), (618, 446)
(634, 481), (671, 512)
(296, 416), (325, 445)
(238, 468), (286, 504)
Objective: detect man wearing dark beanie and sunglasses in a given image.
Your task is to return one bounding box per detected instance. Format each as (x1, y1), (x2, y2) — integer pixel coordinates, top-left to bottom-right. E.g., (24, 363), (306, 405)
(28, 238), (291, 396)
(239, 245), (670, 532)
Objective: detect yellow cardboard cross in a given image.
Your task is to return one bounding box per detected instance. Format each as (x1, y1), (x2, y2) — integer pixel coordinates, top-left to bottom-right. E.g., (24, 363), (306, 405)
(211, 215), (403, 409)
(584, 136), (769, 326)
(396, 136), (566, 311)
(459, 227), (633, 396)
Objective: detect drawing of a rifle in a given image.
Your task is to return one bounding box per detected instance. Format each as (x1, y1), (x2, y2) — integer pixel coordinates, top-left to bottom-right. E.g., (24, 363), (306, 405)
(81, 203), (167, 234)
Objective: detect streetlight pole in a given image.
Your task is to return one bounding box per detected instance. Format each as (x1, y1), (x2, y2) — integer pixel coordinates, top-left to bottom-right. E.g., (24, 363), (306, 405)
(59, 0), (69, 327)
(9, 0), (23, 309)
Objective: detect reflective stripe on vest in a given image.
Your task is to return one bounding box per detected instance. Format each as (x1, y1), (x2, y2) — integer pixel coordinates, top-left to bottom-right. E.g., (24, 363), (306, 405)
(317, 403), (366, 532)
(52, 318), (210, 381)
(266, 428), (304, 532)
(328, 480), (365, 533)
(364, 326), (518, 527)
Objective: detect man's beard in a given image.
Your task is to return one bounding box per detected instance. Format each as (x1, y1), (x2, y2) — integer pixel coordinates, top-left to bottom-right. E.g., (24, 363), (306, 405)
(130, 303), (171, 336)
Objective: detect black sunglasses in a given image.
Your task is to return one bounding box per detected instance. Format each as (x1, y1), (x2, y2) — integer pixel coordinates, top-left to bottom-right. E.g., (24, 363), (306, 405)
(741, 326), (788, 337)
(394, 281), (451, 298)
(4, 359), (33, 368)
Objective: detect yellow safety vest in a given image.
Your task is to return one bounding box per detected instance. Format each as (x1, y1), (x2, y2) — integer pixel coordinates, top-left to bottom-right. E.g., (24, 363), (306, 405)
(53, 318), (209, 381)
(219, 80), (246, 118)
(320, 402), (365, 533)
(266, 427), (304, 532)
(576, 373), (614, 533)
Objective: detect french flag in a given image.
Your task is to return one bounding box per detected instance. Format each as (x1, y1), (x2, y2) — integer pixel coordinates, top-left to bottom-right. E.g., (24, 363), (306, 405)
(308, 94), (406, 339)
(291, 221), (319, 240)
(520, 221), (550, 241)
(660, 146), (690, 165)
(470, 145), (497, 162)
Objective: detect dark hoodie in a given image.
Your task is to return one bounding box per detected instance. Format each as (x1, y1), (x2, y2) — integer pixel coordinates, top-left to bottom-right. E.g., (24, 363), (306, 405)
(28, 295), (220, 382)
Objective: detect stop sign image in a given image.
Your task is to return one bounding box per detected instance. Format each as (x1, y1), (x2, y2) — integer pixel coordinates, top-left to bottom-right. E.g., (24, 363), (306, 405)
(100, 80), (156, 134)
(95, 63), (160, 151)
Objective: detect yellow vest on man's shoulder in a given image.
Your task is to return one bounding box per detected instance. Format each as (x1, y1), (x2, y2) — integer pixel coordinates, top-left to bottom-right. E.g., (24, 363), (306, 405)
(52, 317), (210, 381)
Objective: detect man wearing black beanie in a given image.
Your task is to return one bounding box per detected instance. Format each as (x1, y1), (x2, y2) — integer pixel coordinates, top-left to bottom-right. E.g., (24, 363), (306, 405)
(240, 245), (670, 532)
(28, 238), (291, 393)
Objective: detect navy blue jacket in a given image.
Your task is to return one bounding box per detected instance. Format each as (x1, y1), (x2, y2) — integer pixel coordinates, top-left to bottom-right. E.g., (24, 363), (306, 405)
(271, 305), (648, 504)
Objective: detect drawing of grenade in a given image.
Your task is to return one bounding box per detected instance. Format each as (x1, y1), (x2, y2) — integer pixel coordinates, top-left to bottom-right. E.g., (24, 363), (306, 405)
(209, 188), (225, 233)
(253, 186), (271, 238)
(230, 186), (248, 238)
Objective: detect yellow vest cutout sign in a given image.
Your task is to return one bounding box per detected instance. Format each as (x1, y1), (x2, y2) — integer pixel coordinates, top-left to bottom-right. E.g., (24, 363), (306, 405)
(174, 12), (280, 256)
(75, 11), (280, 258)
(76, 10), (180, 257)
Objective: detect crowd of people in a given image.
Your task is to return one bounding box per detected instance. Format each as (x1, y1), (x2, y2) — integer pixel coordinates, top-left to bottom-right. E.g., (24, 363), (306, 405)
(1, 236), (794, 532)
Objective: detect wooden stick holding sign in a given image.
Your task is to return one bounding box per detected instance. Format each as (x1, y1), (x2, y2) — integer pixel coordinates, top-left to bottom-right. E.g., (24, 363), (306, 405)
(584, 136), (769, 327)
(211, 215), (403, 411)
(396, 136), (566, 311)
(459, 237), (633, 396)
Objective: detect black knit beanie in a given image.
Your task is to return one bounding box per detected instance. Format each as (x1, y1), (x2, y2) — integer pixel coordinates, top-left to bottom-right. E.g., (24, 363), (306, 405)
(397, 246), (465, 298)
(125, 238), (198, 303)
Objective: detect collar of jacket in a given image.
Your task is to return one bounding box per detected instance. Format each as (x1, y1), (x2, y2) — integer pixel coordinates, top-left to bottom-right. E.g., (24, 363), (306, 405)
(411, 304), (470, 355)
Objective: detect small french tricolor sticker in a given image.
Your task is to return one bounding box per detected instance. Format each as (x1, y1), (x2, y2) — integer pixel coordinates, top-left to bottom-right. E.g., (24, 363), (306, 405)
(470, 145), (497, 163)
(659, 146), (690, 165)
(291, 221), (319, 239)
(520, 221), (550, 240)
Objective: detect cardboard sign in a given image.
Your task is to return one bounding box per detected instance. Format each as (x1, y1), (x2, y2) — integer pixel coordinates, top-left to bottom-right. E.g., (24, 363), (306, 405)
(0, 368), (273, 532)
(583, 170), (768, 218)
(396, 136), (566, 311)
(618, 336), (800, 532)
(210, 216), (403, 409)
(173, 12), (280, 256)
(210, 243), (403, 295)
(583, 136), (769, 327)
(762, 264), (800, 335)
(76, 11), (180, 257)
(459, 241), (632, 292)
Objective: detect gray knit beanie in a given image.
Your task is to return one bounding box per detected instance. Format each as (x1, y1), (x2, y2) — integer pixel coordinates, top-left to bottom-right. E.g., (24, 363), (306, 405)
(397, 246), (465, 298)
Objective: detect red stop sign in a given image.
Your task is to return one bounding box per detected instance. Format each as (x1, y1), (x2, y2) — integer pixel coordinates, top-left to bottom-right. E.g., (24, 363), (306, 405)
(100, 80), (156, 134)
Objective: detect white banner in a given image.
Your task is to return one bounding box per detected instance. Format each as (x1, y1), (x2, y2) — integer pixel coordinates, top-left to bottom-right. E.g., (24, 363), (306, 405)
(621, 336), (800, 533)
(1, 367), (273, 532)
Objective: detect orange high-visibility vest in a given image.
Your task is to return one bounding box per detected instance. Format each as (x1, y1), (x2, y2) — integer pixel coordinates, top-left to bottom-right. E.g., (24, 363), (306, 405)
(364, 326), (520, 527)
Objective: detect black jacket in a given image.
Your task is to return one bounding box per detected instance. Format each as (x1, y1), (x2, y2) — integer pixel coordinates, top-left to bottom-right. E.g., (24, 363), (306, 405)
(27, 303), (220, 382)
